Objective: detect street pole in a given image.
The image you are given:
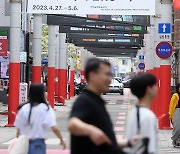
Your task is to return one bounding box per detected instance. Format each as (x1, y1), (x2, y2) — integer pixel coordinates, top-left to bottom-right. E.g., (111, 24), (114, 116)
(152, 1), (162, 117)
(47, 25), (56, 108)
(32, 14), (42, 83)
(87, 51), (91, 59)
(7, 0), (22, 126)
(58, 33), (67, 104)
(145, 28), (151, 73)
(158, 1), (172, 129)
(25, 31), (30, 84)
(137, 49), (144, 73)
(81, 48), (85, 83)
(148, 16), (157, 115)
(55, 26), (59, 102)
(149, 24), (155, 75)
(90, 52), (94, 58)
(24, 0), (30, 85)
(144, 26), (154, 120)
(85, 49), (89, 61)
(70, 58), (75, 98)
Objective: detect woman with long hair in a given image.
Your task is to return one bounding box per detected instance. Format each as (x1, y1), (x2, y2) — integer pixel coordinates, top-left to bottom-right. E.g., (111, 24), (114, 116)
(14, 84), (66, 154)
(169, 83), (180, 147)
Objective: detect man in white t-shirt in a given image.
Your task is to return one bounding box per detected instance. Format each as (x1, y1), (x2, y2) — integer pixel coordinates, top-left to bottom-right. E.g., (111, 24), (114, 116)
(127, 73), (159, 154)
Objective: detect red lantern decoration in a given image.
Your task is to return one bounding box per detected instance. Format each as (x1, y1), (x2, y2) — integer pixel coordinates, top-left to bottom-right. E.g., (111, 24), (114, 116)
(174, 0), (180, 10)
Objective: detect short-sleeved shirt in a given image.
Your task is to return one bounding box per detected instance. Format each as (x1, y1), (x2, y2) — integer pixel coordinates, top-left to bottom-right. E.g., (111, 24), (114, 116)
(127, 107), (159, 154)
(70, 89), (123, 154)
(14, 103), (56, 139)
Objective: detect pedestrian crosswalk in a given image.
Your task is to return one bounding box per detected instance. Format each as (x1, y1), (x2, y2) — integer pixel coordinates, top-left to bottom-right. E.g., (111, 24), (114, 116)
(160, 148), (180, 153)
(2, 138), (66, 146)
(1, 147), (180, 154)
(1, 138), (70, 154)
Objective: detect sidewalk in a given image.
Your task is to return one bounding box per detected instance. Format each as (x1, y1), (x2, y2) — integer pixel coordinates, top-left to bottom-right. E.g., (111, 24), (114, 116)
(0, 102), (9, 127)
(159, 130), (180, 153)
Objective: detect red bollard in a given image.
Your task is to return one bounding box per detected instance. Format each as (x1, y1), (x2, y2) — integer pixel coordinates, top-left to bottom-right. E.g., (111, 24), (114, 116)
(59, 96), (65, 105)
(7, 63), (20, 127)
(158, 65), (171, 128)
(48, 67), (55, 108)
(58, 69), (67, 101)
(158, 114), (171, 130)
(70, 69), (75, 98)
(32, 66), (41, 83)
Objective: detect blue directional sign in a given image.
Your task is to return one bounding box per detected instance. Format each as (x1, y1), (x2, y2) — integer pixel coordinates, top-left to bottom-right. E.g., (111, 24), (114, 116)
(158, 23), (171, 34)
(42, 58), (48, 64)
(139, 55), (145, 60)
(138, 63), (145, 70)
(156, 42), (173, 59)
(113, 66), (118, 71)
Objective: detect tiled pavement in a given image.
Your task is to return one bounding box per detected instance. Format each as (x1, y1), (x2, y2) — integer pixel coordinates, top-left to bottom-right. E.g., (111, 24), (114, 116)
(159, 130), (180, 154)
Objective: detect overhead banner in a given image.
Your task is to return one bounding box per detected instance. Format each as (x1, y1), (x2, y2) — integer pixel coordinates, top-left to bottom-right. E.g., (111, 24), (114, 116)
(27, 0), (155, 15)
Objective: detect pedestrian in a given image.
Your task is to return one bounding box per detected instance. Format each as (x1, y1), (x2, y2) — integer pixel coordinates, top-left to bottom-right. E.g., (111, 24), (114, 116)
(127, 73), (159, 154)
(14, 84), (66, 154)
(68, 58), (138, 154)
(169, 83), (180, 146)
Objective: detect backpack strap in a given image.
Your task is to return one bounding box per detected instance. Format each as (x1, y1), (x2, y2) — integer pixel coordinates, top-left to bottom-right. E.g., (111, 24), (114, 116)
(136, 105), (140, 134)
(136, 106), (150, 153)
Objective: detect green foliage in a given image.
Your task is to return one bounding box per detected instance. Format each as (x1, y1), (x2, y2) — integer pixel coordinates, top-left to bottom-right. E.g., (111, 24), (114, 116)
(41, 25), (80, 59)
(67, 43), (80, 58)
(42, 25), (48, 58)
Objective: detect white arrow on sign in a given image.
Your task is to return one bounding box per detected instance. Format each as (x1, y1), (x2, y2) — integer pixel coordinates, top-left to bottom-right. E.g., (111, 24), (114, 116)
(162, 24), (167, 33)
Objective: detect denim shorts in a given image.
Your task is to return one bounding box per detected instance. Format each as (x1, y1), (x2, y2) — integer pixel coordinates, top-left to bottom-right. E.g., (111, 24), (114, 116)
(28, 139), (46, 154)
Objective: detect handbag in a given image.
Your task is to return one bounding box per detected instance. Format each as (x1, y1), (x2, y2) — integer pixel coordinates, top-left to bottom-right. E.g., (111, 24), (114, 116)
(8, 135), (29, 154)
(8, 104), (40, 154)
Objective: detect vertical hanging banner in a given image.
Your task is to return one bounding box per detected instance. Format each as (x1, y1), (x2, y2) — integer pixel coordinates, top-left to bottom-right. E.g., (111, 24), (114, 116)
(27, 0), (155, 15)
(0, 39), (8, 57)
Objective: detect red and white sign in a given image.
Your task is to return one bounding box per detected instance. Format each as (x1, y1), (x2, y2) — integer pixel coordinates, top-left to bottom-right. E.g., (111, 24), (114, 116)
(0, 39), (8, 56)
